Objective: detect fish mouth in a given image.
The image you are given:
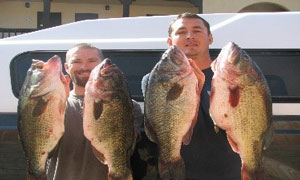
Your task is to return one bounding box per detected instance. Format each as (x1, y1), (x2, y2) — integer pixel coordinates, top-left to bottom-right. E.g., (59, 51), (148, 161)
(102, 58), (113, 69)
(32, 59), (45, 69)
(32, 55), (62, 71)
(99, 58), (117, 77)
(168, 46), (186, 65)
(225, 42), (241, 65)
(211, 42), (241, 74)
(47, 55), (62, 71)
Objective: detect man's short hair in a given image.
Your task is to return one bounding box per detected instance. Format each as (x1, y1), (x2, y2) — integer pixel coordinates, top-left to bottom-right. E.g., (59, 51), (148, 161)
(168, 12), (211, 36)
(66, 43), (104, 63)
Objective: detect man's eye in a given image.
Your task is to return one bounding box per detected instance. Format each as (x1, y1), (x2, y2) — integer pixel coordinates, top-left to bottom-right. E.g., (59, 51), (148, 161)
(177, 31), (186, 35)
(71, 61), (80, 64)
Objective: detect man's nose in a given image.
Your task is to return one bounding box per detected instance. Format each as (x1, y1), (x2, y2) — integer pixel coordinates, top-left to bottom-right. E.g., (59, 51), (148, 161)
(80, 62), (90, 70)
(186, 31), (194, 39)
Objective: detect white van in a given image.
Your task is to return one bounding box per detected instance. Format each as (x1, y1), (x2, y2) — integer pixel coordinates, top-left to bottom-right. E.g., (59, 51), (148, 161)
(1, 12), (300, 179)
(2, 12), (300, 120)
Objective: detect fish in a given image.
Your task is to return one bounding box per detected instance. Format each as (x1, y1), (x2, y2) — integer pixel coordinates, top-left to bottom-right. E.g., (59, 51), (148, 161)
(83, 59), (136, 180)
(17, 56), (70, 180)
(209, 42), (273, 180)
(143, 45), (200, 180)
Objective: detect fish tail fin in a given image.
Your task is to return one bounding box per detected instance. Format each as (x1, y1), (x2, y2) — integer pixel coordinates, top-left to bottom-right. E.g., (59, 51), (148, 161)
(158, 157), (185, 180)
(27, 171), (47, 180)
(242, 164), (269, 180)
(108, 169), (133, 180)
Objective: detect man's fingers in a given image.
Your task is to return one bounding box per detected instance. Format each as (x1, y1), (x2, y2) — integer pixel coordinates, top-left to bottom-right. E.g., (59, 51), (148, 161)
(62, 75), (71, 97)
(189, 59), (205, 89)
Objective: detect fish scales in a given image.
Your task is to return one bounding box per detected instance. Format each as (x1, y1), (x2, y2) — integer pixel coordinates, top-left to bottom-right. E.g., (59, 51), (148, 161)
(147, 75), (197, 159)
(91, 101), (133, 173)
(19, 95), (64, 167)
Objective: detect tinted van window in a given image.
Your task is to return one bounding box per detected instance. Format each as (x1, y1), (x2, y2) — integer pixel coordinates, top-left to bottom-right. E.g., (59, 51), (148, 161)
(10, 49), (300, 102)
(10, 50), (163, 101)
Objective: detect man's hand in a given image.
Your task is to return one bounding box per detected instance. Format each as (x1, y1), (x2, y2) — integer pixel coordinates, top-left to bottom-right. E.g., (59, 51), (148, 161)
(62, 74), (71, 98)
(189, 58), (205, 93)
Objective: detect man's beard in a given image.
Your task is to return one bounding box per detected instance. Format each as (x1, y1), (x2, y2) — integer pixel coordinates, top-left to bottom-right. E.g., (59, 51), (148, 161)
(73, 76), (89, 87)
(71, 70), (91, 87)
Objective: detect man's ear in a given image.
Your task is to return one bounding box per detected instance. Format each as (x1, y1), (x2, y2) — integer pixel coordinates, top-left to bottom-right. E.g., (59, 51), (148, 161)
(167, 37), (173, 46)
(208, 34), (213, 45)
(64, 63), (70, 74)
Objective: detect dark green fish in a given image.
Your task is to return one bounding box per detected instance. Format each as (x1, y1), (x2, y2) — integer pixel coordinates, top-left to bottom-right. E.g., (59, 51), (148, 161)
(143, 46), (200, 180)
(83, 59), (136, 180)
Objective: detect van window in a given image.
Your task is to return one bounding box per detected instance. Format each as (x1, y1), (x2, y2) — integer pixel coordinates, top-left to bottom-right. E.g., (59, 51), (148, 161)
(10, 51), (67, 99)
(9, 49), (300, 102)
(10, 50), (163, 101)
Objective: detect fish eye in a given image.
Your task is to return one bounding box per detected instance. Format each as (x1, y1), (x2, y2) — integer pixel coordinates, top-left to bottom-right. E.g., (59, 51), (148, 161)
(32, 61), (44, 69)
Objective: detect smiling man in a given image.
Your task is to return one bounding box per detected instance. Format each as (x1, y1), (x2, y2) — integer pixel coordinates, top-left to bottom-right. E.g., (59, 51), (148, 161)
(65, 44), (103, 95)
(46, 44), (109, 180)
(167, 13), (212, 71)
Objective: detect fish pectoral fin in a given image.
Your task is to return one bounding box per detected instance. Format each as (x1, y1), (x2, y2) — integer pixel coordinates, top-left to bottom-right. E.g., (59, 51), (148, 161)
(48, 139), (61, 158)
(92, 146), (106, 164)
(182, 128), (193, 145)
(263, 122), (274, 150)
(183, 101), (199, 145)
(226, 133), (240, 154)
(32, 97), (49, 117)
(141, 73), (150, 97)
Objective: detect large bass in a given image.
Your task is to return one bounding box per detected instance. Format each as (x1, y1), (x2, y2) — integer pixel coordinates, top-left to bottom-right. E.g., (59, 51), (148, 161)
(83, 59), (136, 180)
(18, 56), (69, 180)
(210, 42), (273, 180)
(143, 46), (200, 180)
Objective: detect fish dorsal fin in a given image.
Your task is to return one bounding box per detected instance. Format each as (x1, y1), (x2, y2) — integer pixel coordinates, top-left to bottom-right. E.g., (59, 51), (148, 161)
(92, 146), (107, 164)
(144, 115), (158, 143)
(141, 73), (150, 97)
(226, 134), (239, 154)
(182, 128), (193, 145)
